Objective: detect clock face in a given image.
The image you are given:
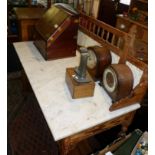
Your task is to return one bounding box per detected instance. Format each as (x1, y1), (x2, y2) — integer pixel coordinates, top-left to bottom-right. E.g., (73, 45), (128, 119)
(103, 68), (118, 93)
(87, 49), (97, 69)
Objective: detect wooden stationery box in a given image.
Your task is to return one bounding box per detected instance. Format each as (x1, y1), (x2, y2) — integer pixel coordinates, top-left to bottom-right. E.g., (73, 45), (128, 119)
(33, 4), (79, 60)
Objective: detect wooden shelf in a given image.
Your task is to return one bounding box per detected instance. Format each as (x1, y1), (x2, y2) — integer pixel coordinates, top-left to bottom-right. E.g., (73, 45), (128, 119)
(128, 0), (148, 26)
(137, 0), (148, 4)
(116, 13), (148, 63)
(138, 10), (148, 16)
(117, 15), (147, 29)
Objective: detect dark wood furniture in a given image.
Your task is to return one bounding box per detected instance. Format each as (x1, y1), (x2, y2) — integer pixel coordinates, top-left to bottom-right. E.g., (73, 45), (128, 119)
(128, 0), (148, 24)
(114, 0), (148, 63)
(58, 14), (148, 155)
(86, 46), (112, 81)
(12, 12), (147, 155)
(14, 7), (46, 41)
(33, 4), (79, 60)
(116, 14), (148, 63)
(97, 0), (116, 26)
(79, 12), (147, 111)
(58, 111), (136, 155)
(79, 12), (131, 59)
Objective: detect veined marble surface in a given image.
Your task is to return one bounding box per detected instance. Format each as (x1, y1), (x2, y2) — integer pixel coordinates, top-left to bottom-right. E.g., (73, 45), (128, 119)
(13, 41), (140, 141)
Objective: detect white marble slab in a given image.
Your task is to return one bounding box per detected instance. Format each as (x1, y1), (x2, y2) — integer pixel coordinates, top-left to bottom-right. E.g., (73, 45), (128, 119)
(13, 41), (140, 141)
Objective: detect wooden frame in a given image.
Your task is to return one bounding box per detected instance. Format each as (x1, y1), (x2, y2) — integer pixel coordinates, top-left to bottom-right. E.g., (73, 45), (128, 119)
(57, 14), (147, 155)
(14, 7), (46, 41)
(116, 15), (148, 63)
(79, 12), (132, 58)
(13, 12), (147, 155)
(110, 55), (147, 111)
(58, 111), (136, 155)
(79, 12), (148, 111)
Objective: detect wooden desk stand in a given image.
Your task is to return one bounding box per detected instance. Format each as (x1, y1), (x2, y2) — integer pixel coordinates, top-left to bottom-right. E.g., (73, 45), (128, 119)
(65, 68), (95, 99)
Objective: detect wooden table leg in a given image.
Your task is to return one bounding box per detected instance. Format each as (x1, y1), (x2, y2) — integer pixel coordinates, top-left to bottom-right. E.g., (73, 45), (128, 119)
(58, 139), (77, 155)
(119, 111), (136, 137)
(58, 111), (137, 154)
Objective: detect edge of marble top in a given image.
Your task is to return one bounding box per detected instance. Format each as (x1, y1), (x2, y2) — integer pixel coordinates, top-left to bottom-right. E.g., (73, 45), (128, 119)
(13, 41), (141, 141)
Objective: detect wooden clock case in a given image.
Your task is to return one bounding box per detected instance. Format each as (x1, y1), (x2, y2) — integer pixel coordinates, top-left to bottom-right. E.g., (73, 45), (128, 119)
(87, 46), (112, 81)
(103, 64), (134, 102)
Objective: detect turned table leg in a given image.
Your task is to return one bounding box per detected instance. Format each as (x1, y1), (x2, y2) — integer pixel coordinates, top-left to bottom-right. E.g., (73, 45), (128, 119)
(119, 111), (136, 137)
(58, 111), (137, 154)
(58, 139), (77, 155)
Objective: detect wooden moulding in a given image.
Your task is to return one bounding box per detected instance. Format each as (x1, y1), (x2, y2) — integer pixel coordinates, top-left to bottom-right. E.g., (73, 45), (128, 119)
(65, 68), (95, 99)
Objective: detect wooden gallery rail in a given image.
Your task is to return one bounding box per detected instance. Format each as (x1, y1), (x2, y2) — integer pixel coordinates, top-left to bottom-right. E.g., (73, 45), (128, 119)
(79, 12), (132, 59)
(79, 12), (148, 111)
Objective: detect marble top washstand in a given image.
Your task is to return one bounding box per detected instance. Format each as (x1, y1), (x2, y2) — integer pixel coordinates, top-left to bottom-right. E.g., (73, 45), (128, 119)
(13, 41), (141, 141)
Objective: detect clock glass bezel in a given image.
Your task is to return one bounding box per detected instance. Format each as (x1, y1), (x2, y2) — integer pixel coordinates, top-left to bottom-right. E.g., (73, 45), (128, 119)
(103, 68), (118, 93)
(87, 49), (97, 69)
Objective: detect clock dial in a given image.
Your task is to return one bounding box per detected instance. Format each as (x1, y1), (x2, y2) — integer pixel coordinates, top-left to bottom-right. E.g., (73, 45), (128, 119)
(86, 46), (112, 81)
(102, 64), (133, 102)
(87, 49), (97, 69)
(103, 68), (118, 93)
